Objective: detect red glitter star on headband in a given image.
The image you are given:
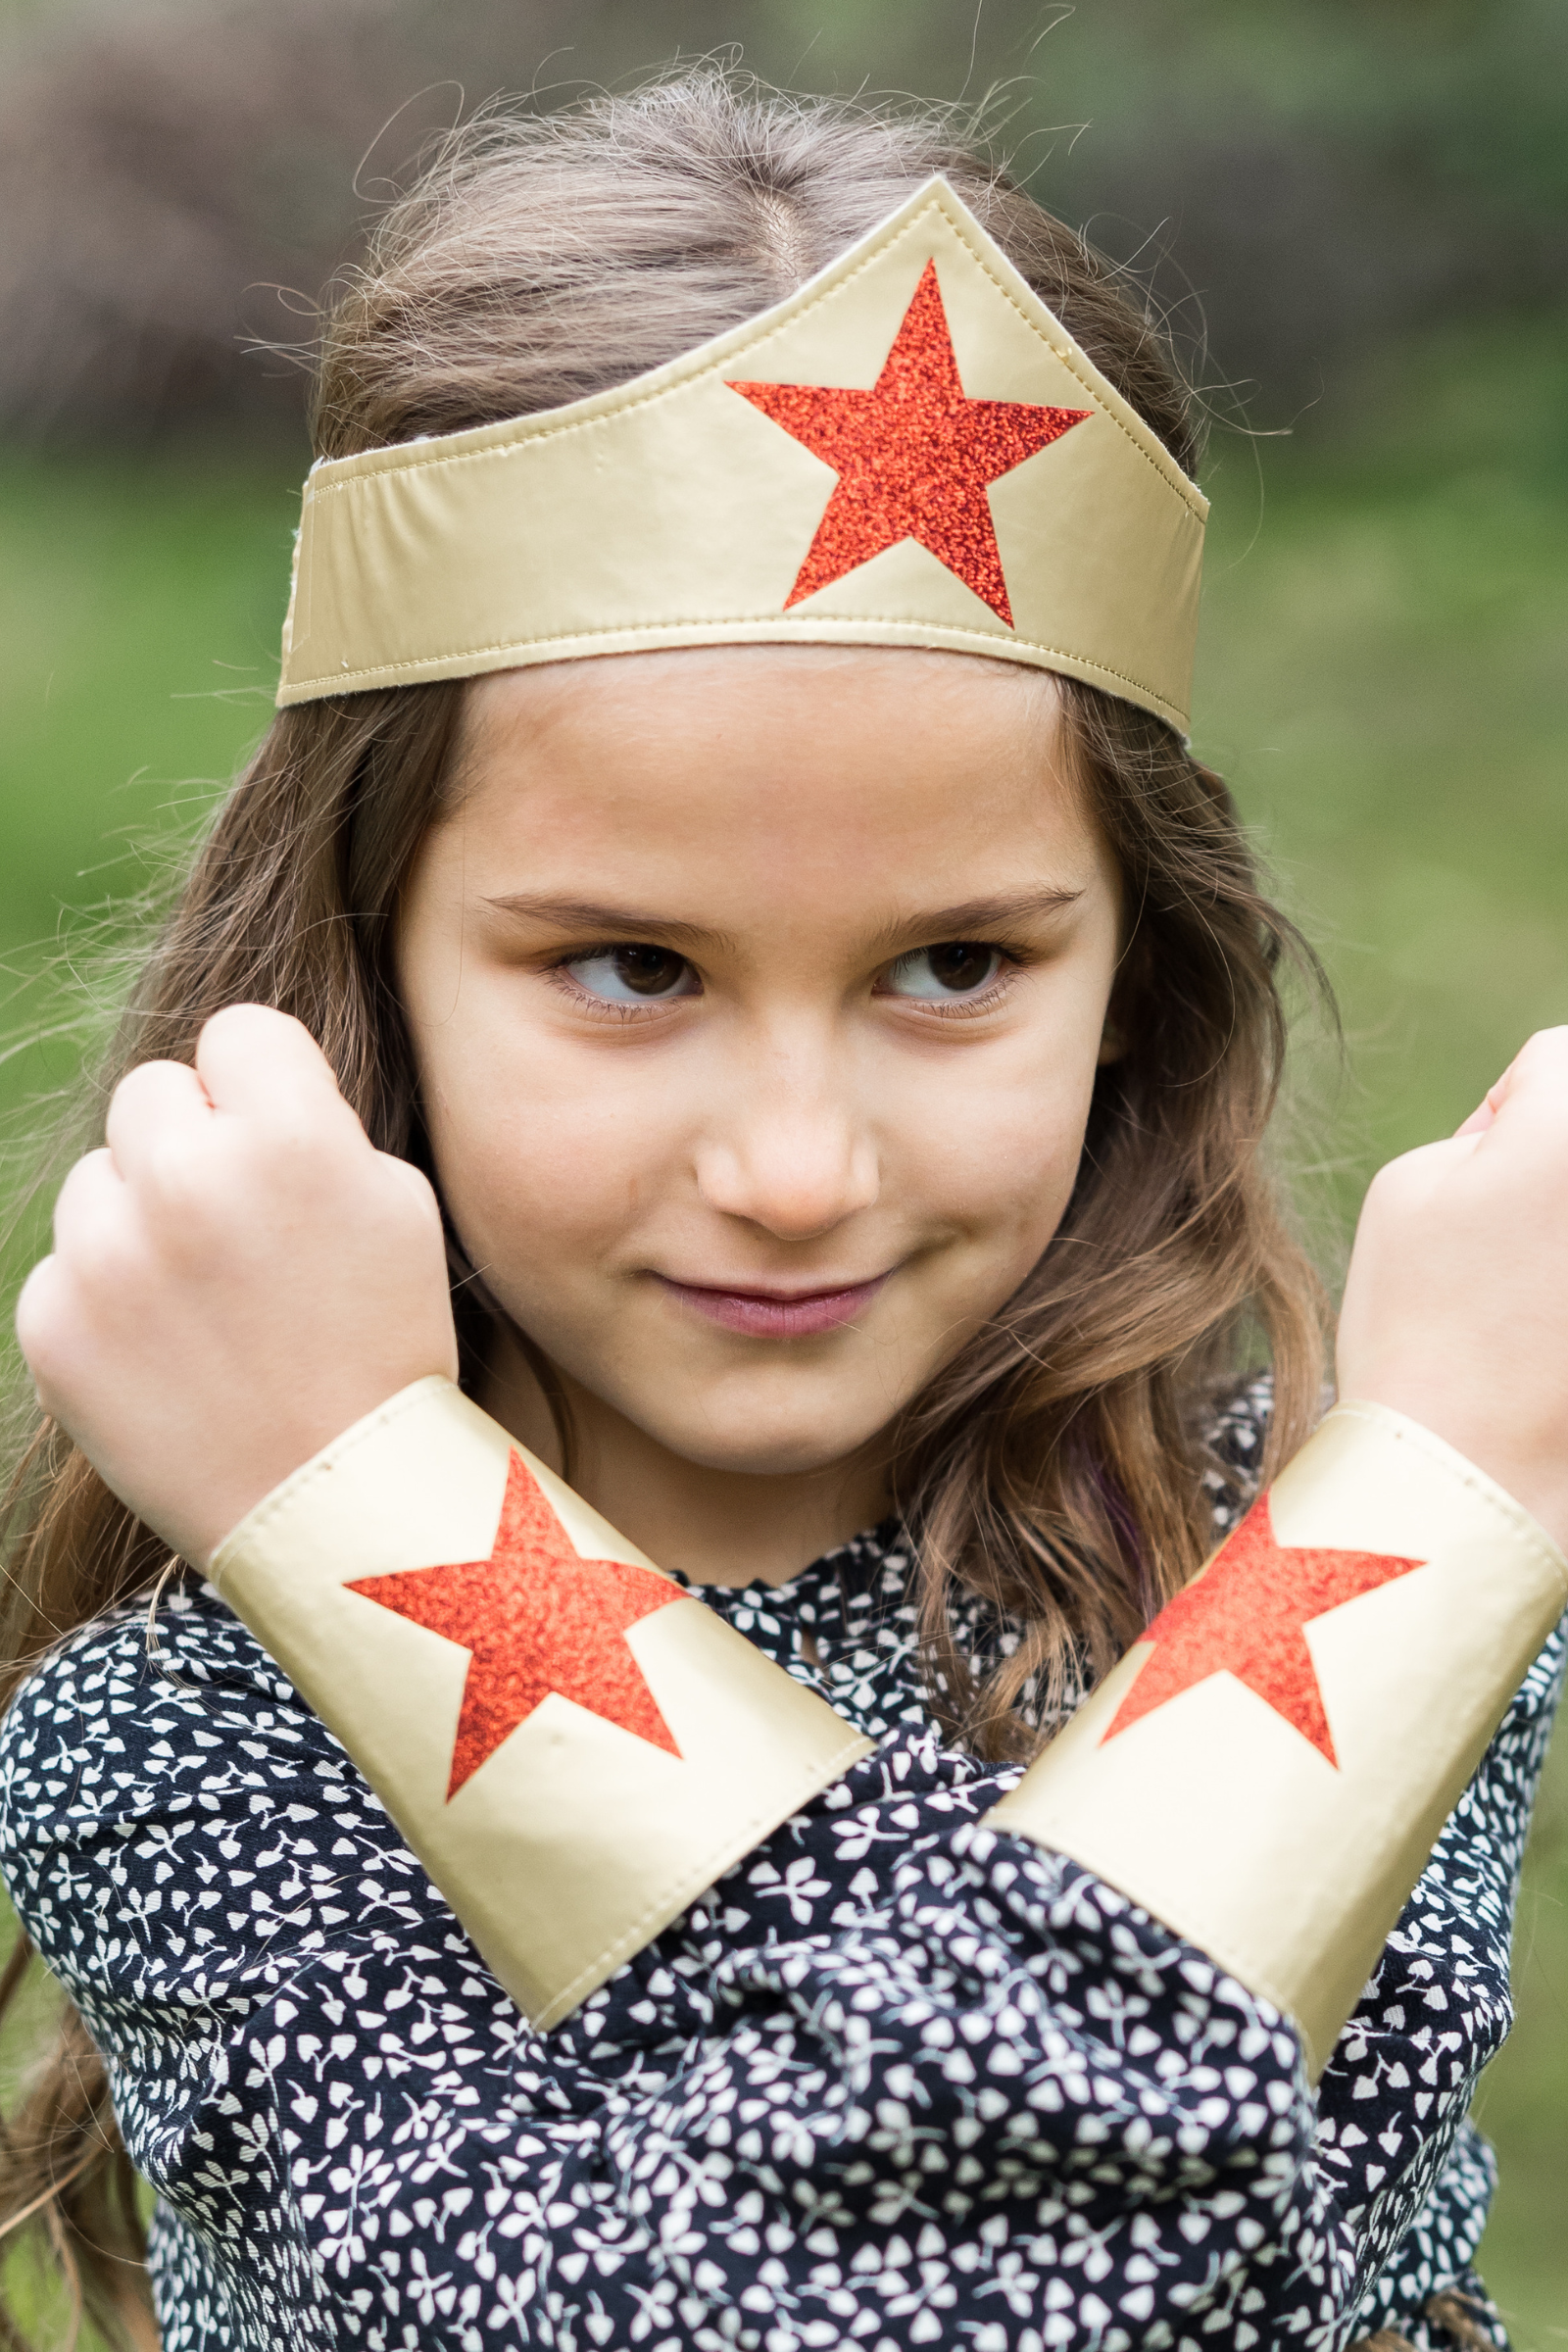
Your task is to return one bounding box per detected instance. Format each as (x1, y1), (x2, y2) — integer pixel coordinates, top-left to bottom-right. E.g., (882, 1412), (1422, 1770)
(728, 261), (1091, 627)
(347, 1453), (685, 1797)
(1101, 1495), (1426, 1766)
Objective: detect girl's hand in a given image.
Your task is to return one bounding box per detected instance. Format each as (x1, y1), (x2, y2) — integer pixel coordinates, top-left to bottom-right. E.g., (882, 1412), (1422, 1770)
(16, 1005), (459, 1566)
(1338, 1025), (1568, 1550)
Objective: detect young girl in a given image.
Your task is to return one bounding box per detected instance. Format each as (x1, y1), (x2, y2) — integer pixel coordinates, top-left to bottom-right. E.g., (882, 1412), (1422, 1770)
(3, 73), (1565, 2352)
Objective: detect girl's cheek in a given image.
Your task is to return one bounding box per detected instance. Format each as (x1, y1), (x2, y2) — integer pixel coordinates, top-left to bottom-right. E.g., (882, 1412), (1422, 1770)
(434, 1037), (689, 1258)
(957, 1137), (1081, 1256)
(901, 1049), (1099, 1230)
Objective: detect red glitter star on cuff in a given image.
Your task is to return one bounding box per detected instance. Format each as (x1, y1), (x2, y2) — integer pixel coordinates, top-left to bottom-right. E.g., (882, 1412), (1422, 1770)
(1102, 1495), (1427, 1766)
(728, 261), (1091, 627)
(347, 1453), (685, 1797)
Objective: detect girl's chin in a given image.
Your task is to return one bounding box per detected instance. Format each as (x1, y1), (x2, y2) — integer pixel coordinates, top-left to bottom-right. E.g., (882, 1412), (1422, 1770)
(614, 1386), (897, 1482)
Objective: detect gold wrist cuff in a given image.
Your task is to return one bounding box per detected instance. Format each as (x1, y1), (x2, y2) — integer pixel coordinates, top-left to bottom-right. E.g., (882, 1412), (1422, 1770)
(210, 1378), (871, 2028)
(984, 1402), (1568, 2078)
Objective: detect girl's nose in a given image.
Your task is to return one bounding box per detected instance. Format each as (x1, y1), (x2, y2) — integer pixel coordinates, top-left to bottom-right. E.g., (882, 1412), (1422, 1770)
(694, 1083), (880, 1241)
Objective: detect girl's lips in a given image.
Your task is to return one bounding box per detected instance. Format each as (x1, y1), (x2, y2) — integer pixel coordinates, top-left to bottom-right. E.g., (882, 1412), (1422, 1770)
(656, 1273), (890, 1339)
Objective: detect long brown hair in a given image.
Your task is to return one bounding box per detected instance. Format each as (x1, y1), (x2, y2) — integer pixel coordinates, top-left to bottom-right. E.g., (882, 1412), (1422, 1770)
(0, 72), (1329, 2346)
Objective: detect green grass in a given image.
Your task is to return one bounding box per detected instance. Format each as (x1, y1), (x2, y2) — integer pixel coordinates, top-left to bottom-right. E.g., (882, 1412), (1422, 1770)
(0, 320), (1565, 2342)
(0, 442), (294, 940)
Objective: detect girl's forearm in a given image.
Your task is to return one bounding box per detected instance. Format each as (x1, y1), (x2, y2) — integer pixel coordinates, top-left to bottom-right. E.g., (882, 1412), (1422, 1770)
(212, 1376), (1565, 2084)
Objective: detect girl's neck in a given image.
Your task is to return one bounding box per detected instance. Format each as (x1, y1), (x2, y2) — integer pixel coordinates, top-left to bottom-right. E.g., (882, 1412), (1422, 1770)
(476, 1325), (893, 1588)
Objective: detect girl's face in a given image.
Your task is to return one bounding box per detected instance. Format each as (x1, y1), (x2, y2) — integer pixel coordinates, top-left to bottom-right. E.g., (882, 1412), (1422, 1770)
(397, 648), (1121, 1497)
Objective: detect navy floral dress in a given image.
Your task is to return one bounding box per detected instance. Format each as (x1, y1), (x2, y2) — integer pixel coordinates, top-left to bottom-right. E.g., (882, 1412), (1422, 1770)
(0, 1388), (1560, 2351)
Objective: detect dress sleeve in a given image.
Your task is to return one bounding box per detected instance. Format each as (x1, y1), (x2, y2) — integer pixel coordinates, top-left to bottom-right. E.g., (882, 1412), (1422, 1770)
(5, 1578), (1544, 2352)
(1329, 1604), (1568, 2340)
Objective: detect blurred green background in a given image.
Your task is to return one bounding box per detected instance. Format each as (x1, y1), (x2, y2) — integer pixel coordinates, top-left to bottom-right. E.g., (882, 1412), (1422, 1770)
(0, 0), (1564, 2343)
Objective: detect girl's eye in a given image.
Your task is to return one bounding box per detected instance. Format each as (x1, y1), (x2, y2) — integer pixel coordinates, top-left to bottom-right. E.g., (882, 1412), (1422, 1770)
(562, 946), (701, 1003)
(880, 942), (1004, 1000)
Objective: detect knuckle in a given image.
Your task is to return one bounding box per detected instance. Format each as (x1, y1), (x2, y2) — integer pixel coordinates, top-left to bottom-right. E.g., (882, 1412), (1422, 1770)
(1510, 1027), (1568, 1084)
(1363, 1156), (1410, 1210)
(109, 1055), (181, 1113)
(14, 1259), (61, 1363)
(63, 1216), (140, 1299)
(377, 1151), (440, 1220)
(52, 1148), (117, 1238)
(201, 1001), (281, 1045)
(1359, 1141), (1450, 1228)
(200, 1003), (324, 1074)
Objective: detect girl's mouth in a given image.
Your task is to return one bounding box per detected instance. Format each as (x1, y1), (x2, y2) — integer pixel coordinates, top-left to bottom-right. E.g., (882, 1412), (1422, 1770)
(655, 1273), (890, 1339)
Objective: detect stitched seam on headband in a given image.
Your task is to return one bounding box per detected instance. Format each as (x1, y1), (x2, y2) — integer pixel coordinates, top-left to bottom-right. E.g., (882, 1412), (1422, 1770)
(285, 618), (1181, 712)
(302, 191), (1202, 517)
(919, 195), (1201, 509)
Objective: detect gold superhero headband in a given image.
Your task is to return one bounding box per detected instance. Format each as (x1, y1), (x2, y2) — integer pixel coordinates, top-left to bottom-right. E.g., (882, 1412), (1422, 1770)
(276, 177), (1207, 733)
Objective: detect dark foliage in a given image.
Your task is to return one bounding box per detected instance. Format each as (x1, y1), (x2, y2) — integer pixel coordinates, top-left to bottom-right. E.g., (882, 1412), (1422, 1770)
(0, 0), (1564, 441)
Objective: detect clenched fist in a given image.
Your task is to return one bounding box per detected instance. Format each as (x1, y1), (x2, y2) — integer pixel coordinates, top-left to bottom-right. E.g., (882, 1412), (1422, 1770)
(17, 1006), (458, 1565)
(1339, 1025), (1568, 1550)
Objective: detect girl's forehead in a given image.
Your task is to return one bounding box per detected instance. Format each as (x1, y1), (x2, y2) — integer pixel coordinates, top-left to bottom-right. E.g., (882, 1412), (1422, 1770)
(461, 643), (1067, 760)
(434, 650), (1109, 912)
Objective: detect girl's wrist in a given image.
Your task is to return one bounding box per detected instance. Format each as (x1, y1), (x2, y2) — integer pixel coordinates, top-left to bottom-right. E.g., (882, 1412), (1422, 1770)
(1334, 1364), (1568, 1557)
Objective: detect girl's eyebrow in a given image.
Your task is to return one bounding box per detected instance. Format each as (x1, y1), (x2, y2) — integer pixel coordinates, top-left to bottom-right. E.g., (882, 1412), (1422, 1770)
(866, 888), (1085, 953)
(481, 886), (1083, 954)
(481, 896), (738, 954)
